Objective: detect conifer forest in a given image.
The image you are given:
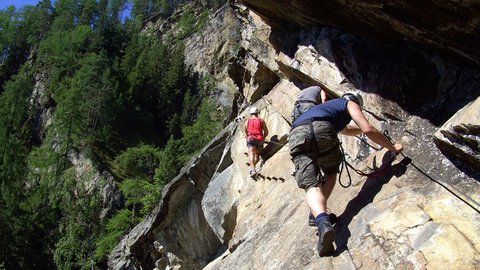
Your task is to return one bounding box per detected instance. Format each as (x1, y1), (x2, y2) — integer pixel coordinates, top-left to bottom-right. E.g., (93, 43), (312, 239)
(0, 0), (226, 269)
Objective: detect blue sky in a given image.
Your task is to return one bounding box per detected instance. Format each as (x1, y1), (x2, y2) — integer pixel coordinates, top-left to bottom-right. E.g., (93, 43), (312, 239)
(0, 0), (41, 10)
(0, 0), (132, 20)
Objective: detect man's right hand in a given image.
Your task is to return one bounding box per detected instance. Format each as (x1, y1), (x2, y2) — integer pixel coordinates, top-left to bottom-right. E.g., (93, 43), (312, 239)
(392, 143), (403, 154)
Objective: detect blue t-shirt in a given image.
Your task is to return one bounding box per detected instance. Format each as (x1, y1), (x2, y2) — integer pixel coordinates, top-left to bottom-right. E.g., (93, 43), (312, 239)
(292, 98), (351, 132)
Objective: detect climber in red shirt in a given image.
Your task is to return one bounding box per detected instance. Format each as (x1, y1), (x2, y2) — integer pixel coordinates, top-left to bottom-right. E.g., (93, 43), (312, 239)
(245, 107), (269, 177)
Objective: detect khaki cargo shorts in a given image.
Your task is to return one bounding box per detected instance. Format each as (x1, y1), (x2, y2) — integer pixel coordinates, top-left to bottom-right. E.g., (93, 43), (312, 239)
(288, 121), (342, 190)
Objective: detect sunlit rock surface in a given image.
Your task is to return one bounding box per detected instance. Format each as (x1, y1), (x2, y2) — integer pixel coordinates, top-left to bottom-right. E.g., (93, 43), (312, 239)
(108, 2), (480, 269)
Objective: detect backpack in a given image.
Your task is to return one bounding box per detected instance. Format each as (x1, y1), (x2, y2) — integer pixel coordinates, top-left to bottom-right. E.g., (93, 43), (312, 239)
(291, 101), (317, 123)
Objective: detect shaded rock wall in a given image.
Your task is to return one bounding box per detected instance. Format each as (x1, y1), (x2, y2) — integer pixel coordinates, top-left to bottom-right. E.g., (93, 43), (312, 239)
(108, 126), (235, 270)
(108, 2), (480, 269)
(238, 0), (480, 67)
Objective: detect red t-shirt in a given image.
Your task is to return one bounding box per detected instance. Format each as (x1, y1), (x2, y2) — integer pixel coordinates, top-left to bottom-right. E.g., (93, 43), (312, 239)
(246, 118), (264, 140)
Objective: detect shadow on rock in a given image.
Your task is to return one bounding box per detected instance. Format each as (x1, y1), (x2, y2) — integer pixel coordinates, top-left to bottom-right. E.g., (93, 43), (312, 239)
(251, 173), (285, 182)
(333, 156), (411, 255)
(261, 134), (288, 161)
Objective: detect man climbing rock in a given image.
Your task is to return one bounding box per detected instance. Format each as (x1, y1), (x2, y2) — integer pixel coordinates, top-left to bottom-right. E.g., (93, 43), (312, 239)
(288, 92), (403, 257)
(291, 86), (328, 177)
(245, 107), (269, 177)
(291, 85), (327, 123)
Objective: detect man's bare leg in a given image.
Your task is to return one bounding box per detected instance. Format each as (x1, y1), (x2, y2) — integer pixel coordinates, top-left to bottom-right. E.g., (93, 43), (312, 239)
(306, 173), (337, 256)
(248, 147), (258, 172)
(305, 174), (337, 216)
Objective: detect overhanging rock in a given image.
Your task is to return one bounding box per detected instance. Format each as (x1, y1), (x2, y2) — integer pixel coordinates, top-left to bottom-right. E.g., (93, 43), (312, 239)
(434, 96), (480, 173)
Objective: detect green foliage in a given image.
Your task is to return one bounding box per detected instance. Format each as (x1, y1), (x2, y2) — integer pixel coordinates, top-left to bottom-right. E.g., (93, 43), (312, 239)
(131, 0), (149, 22)
(155, 137), (182, 187)
(53, 52), (116, 156)
(37, 25), (97, 88)
(0, 4), (51, 93)
(196, 10), (209, 32)
(179, 100), (223, 158)
(95, 229), (124, 262)
(118, 33), (196, 142)
(114, 144), (161, 178)
(158, 0), (171, 15)
(1, 1), (227, 269)
(78, 0), (98, 25)
(0, 66), (43, 269)
(123, 35), (167, 103)
(131, 0), (174, 26)
(120, 178), (158, 215)
(52, 167), (103, 270)
(95, 208), (137, 261)
(177, 10), (194, 38)
(0, 67), (33, 190)
(155, 99), (225, 185)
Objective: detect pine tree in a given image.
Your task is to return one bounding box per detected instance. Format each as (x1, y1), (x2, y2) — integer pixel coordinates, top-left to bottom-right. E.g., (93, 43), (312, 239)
(0, 1), (226, 268)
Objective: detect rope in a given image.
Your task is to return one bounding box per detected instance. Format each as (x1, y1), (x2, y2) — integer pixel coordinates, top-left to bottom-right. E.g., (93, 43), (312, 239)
(338, 145), (353, 188)
(261, 96), (292, 125)
(257, 95), (478, 214)
(338, 141), (396, 188)
(354, 135), (381, 151)
(260, 90), (480, 214)
(353, 130), (480, 214)
(264, 140), (286, 146)
(398, 151), (480, 214)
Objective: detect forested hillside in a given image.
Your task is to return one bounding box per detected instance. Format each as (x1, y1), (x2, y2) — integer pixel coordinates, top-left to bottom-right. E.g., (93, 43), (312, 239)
(0, 0), (226, 269)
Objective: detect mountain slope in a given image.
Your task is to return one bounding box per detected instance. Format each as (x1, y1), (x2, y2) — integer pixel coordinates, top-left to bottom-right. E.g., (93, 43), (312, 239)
(109, 2), (480, 269)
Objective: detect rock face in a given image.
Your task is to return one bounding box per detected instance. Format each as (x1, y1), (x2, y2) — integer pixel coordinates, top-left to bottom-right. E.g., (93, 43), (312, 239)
(30, 73), (53, 143)
(30, 73), (124, 220)
(434, 96), (480, 173)
(238, 0), (480, 67)
(108, 2), (480, 270)
(108, 126), (236, 270)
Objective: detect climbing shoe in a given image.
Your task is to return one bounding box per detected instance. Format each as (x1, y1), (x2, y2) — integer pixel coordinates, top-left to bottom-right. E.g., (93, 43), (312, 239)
(249, 169), (257, 177)
(316, 215), (335, 257)
(309, 213), (338, 227)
